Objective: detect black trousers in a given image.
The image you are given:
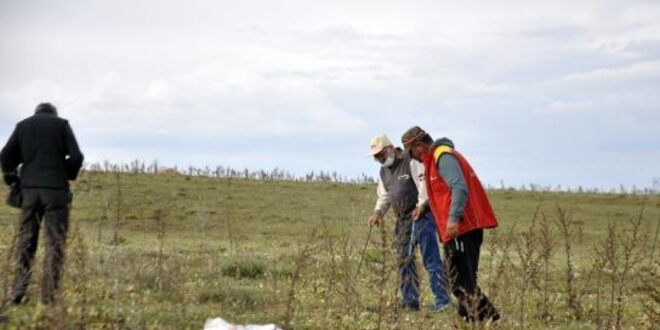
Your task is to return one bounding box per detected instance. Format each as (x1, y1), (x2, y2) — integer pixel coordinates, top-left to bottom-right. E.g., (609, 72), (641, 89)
(11, 188), (70, 304)
(443, 229), (499, 321)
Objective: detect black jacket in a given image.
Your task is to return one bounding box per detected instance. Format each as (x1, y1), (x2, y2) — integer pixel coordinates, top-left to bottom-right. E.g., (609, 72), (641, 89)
(0, 110), (84, 189)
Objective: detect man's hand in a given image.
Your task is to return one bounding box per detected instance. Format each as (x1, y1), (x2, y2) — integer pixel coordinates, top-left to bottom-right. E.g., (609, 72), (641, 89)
(446, 220), (459, 239)
(3, 173), (19, 186)
(412, 206), (425, 221)
(368, 213), (383, 227)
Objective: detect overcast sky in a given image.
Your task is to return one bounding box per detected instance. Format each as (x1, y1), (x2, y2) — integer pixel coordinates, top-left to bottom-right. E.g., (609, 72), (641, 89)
(1, 0), (659, 190)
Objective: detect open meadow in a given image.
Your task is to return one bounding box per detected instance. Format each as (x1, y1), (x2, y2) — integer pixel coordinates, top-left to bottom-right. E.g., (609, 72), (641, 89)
(0, 170), (659, 329)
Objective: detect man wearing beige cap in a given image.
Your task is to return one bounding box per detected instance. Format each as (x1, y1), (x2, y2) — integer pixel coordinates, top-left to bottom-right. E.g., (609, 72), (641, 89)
(400, 126), (499, 323)
(367, 135), (450, 312)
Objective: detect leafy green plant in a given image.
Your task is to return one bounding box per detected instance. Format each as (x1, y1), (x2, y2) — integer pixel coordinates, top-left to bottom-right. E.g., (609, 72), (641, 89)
(221, 260), (267, 279)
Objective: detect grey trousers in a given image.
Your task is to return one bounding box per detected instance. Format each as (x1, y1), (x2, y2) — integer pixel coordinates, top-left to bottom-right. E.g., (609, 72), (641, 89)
(10, 188), (70, 304)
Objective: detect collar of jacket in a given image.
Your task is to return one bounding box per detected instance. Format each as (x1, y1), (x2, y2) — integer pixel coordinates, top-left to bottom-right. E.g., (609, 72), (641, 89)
(35, 108), (57, 116)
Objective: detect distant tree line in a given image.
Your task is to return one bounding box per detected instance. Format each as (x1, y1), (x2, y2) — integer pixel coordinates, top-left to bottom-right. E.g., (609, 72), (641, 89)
(489, 178), (660, 195)
(83, 160), (377, 184)
(81, 160), (659, 195)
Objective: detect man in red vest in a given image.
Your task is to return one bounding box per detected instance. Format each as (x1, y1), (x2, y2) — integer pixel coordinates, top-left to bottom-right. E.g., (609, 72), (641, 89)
(401, 126), (500, 323)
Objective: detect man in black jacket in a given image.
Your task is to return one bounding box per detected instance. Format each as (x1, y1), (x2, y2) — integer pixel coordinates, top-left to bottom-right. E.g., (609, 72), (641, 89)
(1, 103), (84, 305)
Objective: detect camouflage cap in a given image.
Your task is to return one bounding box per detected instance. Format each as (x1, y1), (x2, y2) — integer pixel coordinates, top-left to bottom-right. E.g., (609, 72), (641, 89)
(401, 126), (427, 152)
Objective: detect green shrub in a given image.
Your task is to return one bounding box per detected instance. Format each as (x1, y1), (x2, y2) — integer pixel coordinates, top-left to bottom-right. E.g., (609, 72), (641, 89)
(197, 287), (263, 310)
(221, 260), (266, 279)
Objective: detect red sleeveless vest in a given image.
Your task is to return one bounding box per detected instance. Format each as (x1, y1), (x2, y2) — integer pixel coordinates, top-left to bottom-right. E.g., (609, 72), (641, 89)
(422, 145), (498, 243)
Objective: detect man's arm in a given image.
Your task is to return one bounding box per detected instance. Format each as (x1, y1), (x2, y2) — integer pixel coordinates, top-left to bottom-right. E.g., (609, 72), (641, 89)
(437, 154), (468, 223)
(409, 159), (429, 220)
(369, 180), (391, 226)
(409, 159), (429, 209)
(0, 125), (21, 186)
(63, 122), (84, 180)
(374, 180), (391, 216)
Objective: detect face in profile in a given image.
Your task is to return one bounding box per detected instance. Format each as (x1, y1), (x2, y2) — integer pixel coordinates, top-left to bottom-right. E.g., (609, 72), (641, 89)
(409, 144), (423, 162)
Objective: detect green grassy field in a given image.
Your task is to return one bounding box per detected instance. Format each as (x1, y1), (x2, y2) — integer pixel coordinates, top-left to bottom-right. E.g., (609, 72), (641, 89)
(0, 171), (659, 329)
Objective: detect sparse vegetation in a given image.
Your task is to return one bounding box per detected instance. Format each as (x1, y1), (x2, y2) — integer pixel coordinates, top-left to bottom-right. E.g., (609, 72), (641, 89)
(0, 168), (658, 329)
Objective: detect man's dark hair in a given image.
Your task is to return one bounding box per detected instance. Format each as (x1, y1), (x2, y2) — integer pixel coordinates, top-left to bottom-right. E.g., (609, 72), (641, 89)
(419, 133), (433, 145)
(35, 103), (58, 115)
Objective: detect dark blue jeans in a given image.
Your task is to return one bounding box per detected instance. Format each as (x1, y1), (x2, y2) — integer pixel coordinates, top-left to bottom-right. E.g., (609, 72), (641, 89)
(395, 210), (450, 308)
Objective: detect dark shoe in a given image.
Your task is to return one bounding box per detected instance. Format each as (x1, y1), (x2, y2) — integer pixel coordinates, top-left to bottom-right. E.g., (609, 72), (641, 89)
(485, 311), (501, 323)
(398, 302), (420, 311)
(5, 295), (23, 306)
(479, 306), (500, 323)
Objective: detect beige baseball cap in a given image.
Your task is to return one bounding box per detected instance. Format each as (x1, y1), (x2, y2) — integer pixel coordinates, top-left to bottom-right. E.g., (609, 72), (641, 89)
(368, 135), (393, 156)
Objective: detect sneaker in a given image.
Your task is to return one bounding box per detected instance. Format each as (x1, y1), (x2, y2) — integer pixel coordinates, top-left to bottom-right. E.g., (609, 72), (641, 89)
(427, 302), (450, 313)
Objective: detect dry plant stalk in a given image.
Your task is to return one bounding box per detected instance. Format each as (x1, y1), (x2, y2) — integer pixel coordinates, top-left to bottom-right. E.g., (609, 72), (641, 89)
(281, 226), (320, 329)
(515, 204), (542, 329)
(537, 212), (556, 324)
(0, 224), (18, 311)
(376, 220), (389, 330)
(69, 226), (89, 330)
(613, 208), (646, 329)
(554, 206), (583, 319)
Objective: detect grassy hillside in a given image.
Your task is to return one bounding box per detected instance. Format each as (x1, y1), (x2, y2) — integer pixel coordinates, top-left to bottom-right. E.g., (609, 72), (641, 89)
(0, 171), (659, 329)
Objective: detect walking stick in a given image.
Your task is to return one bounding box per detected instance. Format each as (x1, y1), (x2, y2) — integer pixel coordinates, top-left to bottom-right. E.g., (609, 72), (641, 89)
(356, 226), (373, 278)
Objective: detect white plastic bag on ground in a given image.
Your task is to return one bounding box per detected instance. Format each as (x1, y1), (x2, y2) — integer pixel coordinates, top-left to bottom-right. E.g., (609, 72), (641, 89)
(203, 317), (283, 330)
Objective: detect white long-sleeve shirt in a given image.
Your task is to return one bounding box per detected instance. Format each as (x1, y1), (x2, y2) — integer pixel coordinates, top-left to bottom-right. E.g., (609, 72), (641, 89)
(373, 157), (428, 216)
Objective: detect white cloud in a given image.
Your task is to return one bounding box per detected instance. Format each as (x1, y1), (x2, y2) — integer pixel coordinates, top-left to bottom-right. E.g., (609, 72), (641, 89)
(1, 0), (660, 188)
